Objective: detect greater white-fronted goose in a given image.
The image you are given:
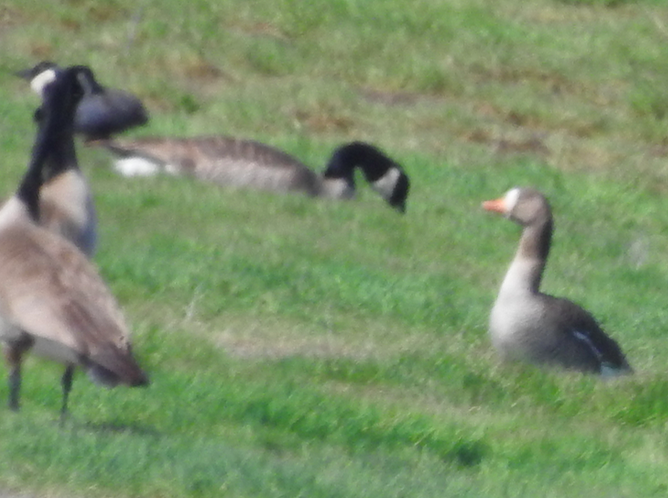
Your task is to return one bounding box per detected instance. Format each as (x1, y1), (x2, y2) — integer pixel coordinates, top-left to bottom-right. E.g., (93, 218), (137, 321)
(91, 137), (410, 212)
(16, 61), (149, 141)
(483, 187), (632, 376)
(1, 65), (149, 418)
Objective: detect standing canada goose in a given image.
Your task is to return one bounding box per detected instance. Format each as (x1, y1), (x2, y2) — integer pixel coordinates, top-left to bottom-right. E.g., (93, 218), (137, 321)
(16, 61), (149, 141)
(483, 187), (632, 376)
(91, 137), (410, 212)
(1, 65), (149, 418)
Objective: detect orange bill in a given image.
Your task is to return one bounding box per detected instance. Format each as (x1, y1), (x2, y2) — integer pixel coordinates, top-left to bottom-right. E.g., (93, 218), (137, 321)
(482, 197), (506, 214)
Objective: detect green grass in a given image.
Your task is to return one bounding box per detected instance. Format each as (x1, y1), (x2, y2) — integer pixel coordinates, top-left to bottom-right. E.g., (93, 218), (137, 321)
(3, 0), (668, 496)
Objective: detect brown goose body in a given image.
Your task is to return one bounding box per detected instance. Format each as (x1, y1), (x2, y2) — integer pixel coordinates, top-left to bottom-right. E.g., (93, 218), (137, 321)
(98, 136), (344, 197)
(0, 199), (144, 386)
(483, 187), (632, 376)
(92, 137), (410, 212)
(1, 65), (148, 416)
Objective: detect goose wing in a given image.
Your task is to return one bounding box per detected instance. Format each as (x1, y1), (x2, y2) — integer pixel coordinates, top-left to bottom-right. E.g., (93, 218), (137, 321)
(0, 224), (136, 375)
(547, 296), (631, 374)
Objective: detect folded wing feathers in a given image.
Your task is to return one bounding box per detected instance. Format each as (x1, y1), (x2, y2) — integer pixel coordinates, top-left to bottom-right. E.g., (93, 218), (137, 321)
(0, 224), (140, 381)
(557, 300), (630, 372)
(99, 137), (320, 193)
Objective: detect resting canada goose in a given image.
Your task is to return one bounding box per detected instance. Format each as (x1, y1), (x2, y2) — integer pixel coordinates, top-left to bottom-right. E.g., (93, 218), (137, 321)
(91, 137), (410, 212)
(483, 187), (632, 376)
(16, 61), (149, 141)
(1, 65), (149, 417)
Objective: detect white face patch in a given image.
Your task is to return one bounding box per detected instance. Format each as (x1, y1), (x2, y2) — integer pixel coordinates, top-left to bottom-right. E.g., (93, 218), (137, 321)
(30, 68), (58, 97)
(113, 157), (161, 177)
(504, 188), (521, 215)
(371, 167), (402, 200)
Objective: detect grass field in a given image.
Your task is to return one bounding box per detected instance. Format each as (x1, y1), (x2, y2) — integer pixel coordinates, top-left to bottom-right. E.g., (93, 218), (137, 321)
(2, 0), (668, 496)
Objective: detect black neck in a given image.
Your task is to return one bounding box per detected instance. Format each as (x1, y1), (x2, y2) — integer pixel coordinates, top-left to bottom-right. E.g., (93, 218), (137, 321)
(29, 109), (79, 182)
(323, 141), (396, 182)
(17, 142), (46, 221)
(43, 138), (78, 180)
(322, 144), (356, 188)
(18, 68), (80, 221)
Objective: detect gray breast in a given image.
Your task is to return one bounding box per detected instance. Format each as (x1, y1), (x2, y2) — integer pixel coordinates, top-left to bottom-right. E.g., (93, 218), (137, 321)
(490, 294), (545, 361)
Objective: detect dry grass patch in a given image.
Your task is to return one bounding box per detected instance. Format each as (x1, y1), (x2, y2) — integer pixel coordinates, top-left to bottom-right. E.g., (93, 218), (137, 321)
(211, 314), (439, 361)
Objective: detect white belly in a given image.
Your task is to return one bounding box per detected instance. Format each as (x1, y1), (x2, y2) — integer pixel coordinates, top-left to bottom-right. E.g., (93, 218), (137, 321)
(114, 157), (162, 177)
(1, 326), (81, 366)
(30, 335), (81, 365)
(489, 296), (540, 359)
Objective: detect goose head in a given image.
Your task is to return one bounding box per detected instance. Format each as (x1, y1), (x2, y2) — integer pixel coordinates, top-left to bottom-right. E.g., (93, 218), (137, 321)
(483, 187), (551, 227)
(385, 171), (409, 213)
(74, 65), (105, 96)
(18, 62), (149, 141)
(16, 62), (104, 97)
(323, 141), (410, 213)
(31, 66), (86, 156)
(16, 61), (61, 97)
(73, 65), (148, 140)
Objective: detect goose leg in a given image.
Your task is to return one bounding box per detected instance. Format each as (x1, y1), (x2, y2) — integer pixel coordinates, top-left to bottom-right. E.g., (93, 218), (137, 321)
(60, 365), (75, 420)
(3, 336), (33, 411)
(7, 355), (22, 411)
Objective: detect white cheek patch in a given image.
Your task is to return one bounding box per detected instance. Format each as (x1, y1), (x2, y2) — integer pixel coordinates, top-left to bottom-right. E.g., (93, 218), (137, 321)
(504, 187), (521, 215)
(113, 157), (161, 177)
(30, 69), (58, 97)
(371, 167), (401, 200)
